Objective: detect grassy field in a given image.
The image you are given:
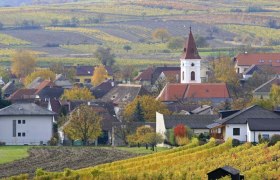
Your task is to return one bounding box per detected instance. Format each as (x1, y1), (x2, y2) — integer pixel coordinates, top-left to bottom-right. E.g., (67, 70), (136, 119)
(0, 146), (29, 164)
(0, 0), (279, 67)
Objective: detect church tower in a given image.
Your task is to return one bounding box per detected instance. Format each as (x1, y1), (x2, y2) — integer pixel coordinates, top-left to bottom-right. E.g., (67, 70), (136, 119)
(180, 27), (201, 84)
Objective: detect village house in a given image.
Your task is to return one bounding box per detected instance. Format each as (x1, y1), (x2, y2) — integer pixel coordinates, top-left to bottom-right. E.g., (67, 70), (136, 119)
(101, 84), (149, 119)
(0, 102), (55, 145)
(70, 65), (113, 84)
(234, 52), (280, 74)
(253, 75), (280, 99)
(156, 28), (231, 107)
(207, 105), (280, 143)
(156, 112), (218, 142)
(242, 64), (280, 80)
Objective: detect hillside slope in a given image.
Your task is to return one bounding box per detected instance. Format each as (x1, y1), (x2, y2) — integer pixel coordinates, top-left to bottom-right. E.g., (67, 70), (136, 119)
(20, 139), (280, 179)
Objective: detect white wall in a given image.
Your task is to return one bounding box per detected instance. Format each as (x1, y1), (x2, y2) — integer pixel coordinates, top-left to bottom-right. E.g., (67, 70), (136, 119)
(225, 124), (247, 142)
(156, 112), (166, 147)
(247, 124), (280, 142)
(0, 115), (53, 145)
(181, 59), (201, 83)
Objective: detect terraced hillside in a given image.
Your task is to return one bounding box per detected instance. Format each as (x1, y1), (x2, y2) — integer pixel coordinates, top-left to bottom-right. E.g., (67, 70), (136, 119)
(18, 138), (280, 179)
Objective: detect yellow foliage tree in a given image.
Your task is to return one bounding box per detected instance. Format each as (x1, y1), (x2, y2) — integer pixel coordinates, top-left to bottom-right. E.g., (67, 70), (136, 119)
(64, 104), (102, 145)
(24, 69), (56, 87)
(269, 84), (280, 107)
(124, 95), (171, 122)
(212, 57), (239, 85)
(91, 65), (108, 86)
(152, 28), (170, 42)
(61, 87), (94, 101)
(11, 50), (36, 77)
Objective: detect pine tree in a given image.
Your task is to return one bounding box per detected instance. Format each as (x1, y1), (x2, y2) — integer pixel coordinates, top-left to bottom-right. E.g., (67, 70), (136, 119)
(133, 101), (145, 122)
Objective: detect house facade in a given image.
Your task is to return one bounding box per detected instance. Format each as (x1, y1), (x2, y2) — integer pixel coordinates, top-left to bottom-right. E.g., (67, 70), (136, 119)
(253, 75), (280, 99)
(234, 53), (280, 74)
(0, 103), (55, 145)
(207, 105), (280, 142)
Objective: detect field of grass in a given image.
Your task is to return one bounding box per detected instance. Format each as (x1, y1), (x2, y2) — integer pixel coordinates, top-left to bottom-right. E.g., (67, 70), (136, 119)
(0, 146), (29, 164)
(0, 33), (30, 46)
(13, 139), (280, 179)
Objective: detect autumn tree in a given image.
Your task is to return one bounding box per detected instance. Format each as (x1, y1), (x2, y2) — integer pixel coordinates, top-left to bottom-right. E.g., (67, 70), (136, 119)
(11, 50), (36, 77)
(173, 124), (193, 146)
(64, 104), (102, 145)
(91, 65), (108, 86)
(152, 28), (170, 42)
(24, 69), (56, 86)
(62, 87), (94, 101)
(269, 84), (280, 107)
(95, 47), (115, 66)
(124, 95), (171, 122)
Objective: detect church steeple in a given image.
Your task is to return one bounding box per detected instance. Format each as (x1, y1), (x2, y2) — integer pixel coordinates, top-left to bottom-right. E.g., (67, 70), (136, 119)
(181, 27), (201, 59)
(180, 27), (201, 84)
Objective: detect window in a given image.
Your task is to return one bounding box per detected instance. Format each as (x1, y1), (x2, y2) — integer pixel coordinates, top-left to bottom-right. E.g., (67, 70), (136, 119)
(18, 132), (21, 137)
(84, 79), (91, 83)
(191, 63), (195, 67)
(22, 132), (26, 137)
(182, 71), (184, 81)
(233, 128), (240, 136)
(22, 120), (26, 124)
(18, 120), (21, 124)
(262, 134), (269, 140)
(191, 71), (195, 81)
(75, 79), (80, 82)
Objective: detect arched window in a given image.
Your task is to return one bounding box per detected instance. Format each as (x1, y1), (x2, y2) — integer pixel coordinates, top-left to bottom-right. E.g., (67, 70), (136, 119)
(191, 71), (195, 81)
(182, 71), (184, 81)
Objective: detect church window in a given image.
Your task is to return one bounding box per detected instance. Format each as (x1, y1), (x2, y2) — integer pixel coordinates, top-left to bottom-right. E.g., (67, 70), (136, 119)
(182, 71), (184, 80)
(191, 63), (195, 67)
(191, 71), (195, 81)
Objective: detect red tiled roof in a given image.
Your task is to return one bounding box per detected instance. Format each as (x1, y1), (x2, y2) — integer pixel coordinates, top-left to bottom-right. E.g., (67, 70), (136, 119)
(134, 67), (154, 81)
(181, 29), (201, 59)
(8, 89), (37, 101)
(184, 83), (229, 99)
(157, 83), (229, 101)
(157, 83), (188, 101)
(236, 53), (280, 66)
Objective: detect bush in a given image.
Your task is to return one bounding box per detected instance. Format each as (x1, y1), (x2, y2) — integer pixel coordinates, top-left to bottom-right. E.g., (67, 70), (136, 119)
(232, 139), (240, 147)
(0, 141), (5, 146)
(35, 168), (46, 176)
(268, 134), (280, 146)
(48, 137), (58, 146)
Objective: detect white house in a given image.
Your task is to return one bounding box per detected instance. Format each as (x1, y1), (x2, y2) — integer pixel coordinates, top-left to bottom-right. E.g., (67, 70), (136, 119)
(0, 103), (56, 145)
(207, 105), (280, 142)
(156, 112), (218, 144)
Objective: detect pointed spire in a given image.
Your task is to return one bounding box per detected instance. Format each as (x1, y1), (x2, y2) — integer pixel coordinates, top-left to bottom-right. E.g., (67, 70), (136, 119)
(181, 27), (201, 59)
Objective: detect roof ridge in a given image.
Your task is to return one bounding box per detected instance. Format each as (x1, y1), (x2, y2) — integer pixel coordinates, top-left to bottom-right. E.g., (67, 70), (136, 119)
(253, 76), (278, 93)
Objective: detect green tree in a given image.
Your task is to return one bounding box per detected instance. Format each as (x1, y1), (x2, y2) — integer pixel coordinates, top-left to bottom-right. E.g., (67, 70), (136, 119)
(152, 28), (170, 42)
(64, 104), (102, 145)
(167, 37), (184, 50)
(95, 47), (115, 66)
(195, 36), (208, 48)
(123, 45), (132, 52)
(11, 50), (36, 77)
(0, 67), (9, 83)
(133, 101), (145, 122)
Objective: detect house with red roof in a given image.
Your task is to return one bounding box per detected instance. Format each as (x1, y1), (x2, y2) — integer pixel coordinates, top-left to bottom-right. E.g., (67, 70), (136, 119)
(234, 52), (280, 74)
(157, 28), (230, 106)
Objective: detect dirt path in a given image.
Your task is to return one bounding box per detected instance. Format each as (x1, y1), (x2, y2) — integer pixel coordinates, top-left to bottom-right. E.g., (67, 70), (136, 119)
(0, 147), (137, 178)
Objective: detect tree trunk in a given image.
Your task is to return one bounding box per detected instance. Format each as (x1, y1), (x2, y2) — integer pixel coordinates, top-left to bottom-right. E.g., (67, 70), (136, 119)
(145, 143), (148, 149)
